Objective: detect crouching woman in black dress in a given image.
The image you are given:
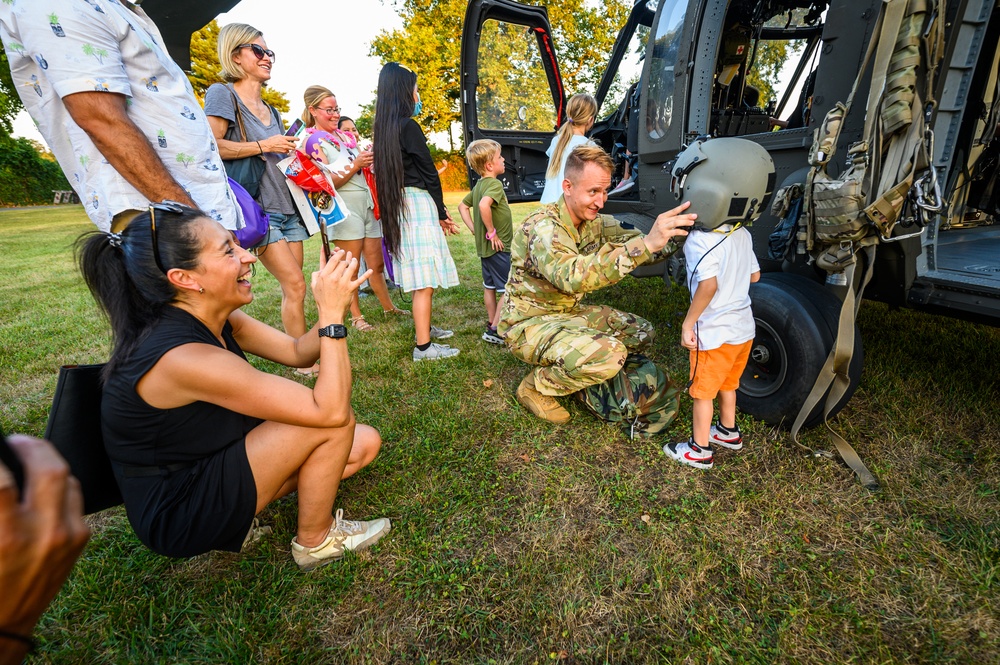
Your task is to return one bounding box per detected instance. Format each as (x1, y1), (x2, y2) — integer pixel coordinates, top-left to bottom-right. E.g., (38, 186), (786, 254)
(77, 204), (389, 571)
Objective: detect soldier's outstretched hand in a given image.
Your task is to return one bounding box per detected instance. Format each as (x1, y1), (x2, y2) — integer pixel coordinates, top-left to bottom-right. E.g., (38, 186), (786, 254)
(643, 201), (697, 254)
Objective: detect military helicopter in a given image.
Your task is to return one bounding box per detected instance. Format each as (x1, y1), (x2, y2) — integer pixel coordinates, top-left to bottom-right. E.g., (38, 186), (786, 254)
(460, 0), (999, 433)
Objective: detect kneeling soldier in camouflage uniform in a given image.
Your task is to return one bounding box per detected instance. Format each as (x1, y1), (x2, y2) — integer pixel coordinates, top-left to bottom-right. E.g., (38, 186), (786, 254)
(498, 145), (697, 423)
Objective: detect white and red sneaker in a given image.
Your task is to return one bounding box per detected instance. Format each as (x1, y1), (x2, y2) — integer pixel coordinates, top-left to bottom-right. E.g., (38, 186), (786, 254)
(663, 439), (714, 469)
(709, 424), (743, 450)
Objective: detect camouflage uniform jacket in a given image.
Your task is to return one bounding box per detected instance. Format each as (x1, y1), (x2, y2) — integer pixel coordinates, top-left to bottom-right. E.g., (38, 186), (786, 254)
(499, 197), (675, 338)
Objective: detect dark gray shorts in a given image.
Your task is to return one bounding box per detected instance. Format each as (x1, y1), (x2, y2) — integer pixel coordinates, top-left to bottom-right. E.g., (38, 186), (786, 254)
(481, 251), (512, 292)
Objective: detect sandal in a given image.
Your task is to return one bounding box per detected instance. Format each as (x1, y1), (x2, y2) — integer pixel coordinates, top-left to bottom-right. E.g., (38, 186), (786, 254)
(382, 306), (412, 318)
(294, 365), (320, 377)
(352, 315), (375, 332)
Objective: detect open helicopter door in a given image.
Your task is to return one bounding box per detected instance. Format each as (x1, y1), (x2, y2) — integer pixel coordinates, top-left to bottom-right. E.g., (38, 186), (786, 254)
(460, 0), (566, 201)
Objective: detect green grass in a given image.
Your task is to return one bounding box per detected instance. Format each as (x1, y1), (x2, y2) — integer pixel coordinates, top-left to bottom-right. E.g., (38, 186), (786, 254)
(1, 197), (998, 664)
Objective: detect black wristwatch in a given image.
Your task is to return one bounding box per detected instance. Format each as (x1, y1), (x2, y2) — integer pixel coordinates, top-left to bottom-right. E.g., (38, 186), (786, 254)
(318, 324), (348, 339)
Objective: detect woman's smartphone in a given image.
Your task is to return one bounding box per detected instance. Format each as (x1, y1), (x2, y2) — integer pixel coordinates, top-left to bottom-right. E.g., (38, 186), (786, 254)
(285, 118), (304, 137)
(0, 426), (25, 499)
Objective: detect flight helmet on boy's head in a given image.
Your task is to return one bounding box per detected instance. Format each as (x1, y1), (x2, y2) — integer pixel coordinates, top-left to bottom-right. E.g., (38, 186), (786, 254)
(667, 136), (775, 230)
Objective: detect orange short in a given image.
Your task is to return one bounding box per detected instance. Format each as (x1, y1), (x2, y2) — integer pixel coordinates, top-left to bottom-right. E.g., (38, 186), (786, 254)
(688, 339), (753, 400)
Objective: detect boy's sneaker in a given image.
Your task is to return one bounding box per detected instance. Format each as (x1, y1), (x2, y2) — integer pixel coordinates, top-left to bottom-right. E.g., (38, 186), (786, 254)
(429, 325), (454, 340)
(663, 439), (714, 469)
(709, 423), (743, 450)
(413, 343), (460, 361)
(482, 325), (504, 345)
(291, 509), (391, 572)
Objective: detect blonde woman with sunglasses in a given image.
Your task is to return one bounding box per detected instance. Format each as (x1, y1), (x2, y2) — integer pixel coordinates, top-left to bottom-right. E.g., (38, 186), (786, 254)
(205, 24), (317, 373)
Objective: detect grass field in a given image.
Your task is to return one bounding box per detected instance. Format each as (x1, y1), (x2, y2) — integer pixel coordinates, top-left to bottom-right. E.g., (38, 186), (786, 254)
(1, 197), (997, 664)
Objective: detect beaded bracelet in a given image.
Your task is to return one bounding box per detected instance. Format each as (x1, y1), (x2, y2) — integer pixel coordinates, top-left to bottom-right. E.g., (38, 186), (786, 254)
(0, 629), (35, 653)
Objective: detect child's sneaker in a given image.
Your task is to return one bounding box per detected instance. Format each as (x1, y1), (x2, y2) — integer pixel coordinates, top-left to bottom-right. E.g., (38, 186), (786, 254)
(709, 423), (743, 450)
(663, 439), (714, 469)
(290, 509), (391, 571)
(481, 325), (504, 345)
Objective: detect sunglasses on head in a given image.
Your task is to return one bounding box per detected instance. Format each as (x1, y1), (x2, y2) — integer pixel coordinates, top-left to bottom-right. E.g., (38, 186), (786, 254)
(236, 43), (275, 62)
(148, 201), (190, 274)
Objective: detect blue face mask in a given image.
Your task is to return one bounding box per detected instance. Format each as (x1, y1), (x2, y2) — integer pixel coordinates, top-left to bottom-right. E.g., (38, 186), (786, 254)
(412, 99), (423, 117)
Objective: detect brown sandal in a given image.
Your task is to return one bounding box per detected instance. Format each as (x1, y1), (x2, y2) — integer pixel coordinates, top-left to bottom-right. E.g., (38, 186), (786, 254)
(382, 306), (412, 318)
(352, 315), (375, 332)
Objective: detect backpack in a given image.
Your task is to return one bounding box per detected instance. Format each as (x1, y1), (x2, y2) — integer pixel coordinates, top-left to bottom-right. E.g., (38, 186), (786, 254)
(576, 354), (679, 440)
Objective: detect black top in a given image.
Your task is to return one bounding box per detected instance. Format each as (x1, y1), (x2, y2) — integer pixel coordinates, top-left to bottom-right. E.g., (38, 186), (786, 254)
(101, 306), (261, 557)
(400, 118), (447, 219)
(102, 306), (259, 466)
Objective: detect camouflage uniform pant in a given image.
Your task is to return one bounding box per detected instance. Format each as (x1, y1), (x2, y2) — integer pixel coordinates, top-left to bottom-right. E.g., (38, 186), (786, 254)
(507, 305), (655, 396)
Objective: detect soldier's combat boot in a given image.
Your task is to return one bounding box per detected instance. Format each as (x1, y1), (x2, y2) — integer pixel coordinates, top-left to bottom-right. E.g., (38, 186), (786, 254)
(516, 373), (571, 424)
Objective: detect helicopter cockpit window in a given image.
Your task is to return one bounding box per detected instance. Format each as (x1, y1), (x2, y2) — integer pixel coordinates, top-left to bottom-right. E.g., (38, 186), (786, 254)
(646, 0), (689, 141)
(711, 2), (826, 137)
(476, 19), (559, 132)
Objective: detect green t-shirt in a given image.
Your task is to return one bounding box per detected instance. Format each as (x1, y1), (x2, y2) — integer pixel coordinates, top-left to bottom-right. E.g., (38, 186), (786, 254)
(462, 176), (513, 258)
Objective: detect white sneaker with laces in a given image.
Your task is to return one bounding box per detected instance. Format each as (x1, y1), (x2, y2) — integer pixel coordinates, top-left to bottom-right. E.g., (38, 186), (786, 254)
(413, 342), (460, 361)
(290, 509), (391, 571)
(663, 439), (714, 469)
(709, 424), (743, 450)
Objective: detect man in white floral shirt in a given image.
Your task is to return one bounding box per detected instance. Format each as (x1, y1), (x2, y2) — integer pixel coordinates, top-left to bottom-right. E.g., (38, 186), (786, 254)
(0, 0), (242, 232)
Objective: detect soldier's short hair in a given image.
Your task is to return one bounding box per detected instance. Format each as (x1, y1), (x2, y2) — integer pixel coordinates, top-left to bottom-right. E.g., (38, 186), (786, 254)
(466, 139), (502, 176)
(564, 145), (614, 182)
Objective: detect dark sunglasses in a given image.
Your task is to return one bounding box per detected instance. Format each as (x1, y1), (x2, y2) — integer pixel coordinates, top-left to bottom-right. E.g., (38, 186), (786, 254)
(236, 43), (275, 62)
(149, 201), (189, 274)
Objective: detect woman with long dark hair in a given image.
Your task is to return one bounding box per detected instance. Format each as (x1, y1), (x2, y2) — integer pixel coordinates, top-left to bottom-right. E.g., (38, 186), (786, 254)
(204, 24), (316, 374)
(77, 205), (390, 570)
(373, 63), (461, 362)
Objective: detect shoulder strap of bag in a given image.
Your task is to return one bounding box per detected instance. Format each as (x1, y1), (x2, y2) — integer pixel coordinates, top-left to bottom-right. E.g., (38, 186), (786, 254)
(227, 84), (249, 143)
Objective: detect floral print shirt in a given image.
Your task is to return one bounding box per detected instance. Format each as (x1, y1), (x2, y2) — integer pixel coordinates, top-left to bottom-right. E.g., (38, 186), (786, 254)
(0, 0), (241, 231)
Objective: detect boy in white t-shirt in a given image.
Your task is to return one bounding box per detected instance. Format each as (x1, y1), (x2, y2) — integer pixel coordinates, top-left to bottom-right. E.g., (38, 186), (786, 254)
(664, 224), (760, 469)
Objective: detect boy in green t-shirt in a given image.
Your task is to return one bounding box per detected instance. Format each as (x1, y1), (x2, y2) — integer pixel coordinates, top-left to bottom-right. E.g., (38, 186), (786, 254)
(458, 139), (513, 345)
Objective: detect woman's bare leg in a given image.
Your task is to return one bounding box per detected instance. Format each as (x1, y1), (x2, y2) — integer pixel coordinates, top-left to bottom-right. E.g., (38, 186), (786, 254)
(246, 417), (381, 547)
(412, 287), (434, 345)
(256, 240), (307, 337)
(362, 237), (398, 313)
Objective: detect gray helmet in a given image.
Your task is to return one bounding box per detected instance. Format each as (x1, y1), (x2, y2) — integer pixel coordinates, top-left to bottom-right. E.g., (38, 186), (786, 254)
(667, 136), (775, 230)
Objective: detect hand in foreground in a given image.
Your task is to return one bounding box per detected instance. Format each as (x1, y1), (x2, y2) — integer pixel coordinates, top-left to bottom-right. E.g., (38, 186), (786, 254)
(311, 248), (373, 320)
(262, 134), (299, 155)
(680, 324), (698, 350)
(0, 436), (90, 661)
(440, 212), (460, 236)
(354, 150), (374, 170)
(488, 232), (505, 252)
(643, 201), (697, 254)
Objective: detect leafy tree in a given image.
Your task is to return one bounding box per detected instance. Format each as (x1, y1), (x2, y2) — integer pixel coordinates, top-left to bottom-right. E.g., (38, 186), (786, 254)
(746, 40), (800, 109)
(0, 136), (70, 206)
(187, 20), (289, 113)
(370, 0), (631, 142)
(0, 43), (22, 138)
